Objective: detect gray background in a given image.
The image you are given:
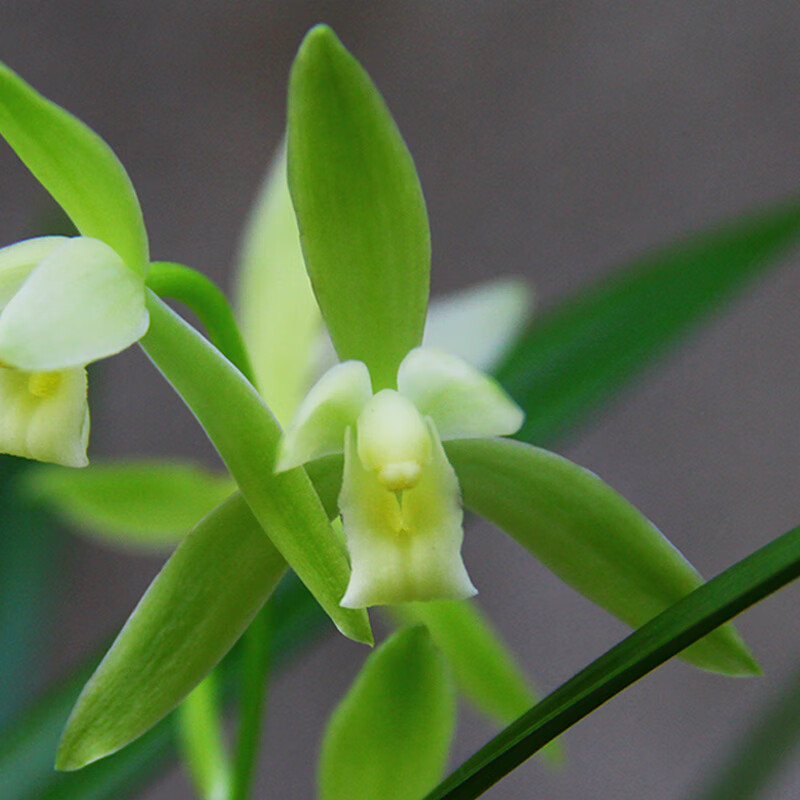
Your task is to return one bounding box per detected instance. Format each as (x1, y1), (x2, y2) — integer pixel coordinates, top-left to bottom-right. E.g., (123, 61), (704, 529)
(2, 2), (800, 798)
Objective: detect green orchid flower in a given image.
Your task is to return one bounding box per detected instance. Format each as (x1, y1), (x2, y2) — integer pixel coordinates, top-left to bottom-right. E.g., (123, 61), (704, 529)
(276, 348), (524, 606)
(0, 63), (150, 466)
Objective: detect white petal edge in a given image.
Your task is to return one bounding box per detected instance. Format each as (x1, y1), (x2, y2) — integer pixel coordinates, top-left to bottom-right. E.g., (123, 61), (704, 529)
(0, 366), (89, 467)
(0, 236), (69, 309)
(0, 236), (149, 370)
(275, 359), (372, 472)
(397, 347), (524, 441)
(423, 278), (533, 370)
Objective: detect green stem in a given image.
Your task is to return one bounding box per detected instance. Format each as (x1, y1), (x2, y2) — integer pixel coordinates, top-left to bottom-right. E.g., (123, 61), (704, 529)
(177, 674), (231, 800)
(230, 605), (272, 800)
(145, 267), (274, 800)
(146, 261), (255, 384)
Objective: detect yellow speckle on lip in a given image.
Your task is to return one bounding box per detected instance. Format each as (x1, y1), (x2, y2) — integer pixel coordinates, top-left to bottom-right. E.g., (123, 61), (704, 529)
(28, 371), (62, 399)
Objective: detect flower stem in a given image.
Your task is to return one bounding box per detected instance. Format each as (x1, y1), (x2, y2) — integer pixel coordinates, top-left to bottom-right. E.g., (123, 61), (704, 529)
(146, 261), (255, 383)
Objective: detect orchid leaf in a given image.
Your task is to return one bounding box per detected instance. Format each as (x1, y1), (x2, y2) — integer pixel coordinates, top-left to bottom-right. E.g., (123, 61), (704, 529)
(0, 63), (148, 274)
(26, 460), (235, 551)
(424, 523), (800, 800)
(497, 199), (800, 447)
(320, 626), (455, 800)
(56, 493), (287, 771)
(234, 144), (321, 425)
(447, 437), (758, 676)
(140, 292), (372, 645)
(288, 25), (430, 390)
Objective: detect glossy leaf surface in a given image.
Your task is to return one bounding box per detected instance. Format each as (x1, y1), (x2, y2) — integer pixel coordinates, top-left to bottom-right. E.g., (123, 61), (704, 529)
(320, 627), (455, 800)
(0, 63), (148, 274)
(447, 437), (758, 676)
(288, 25), (430, 389)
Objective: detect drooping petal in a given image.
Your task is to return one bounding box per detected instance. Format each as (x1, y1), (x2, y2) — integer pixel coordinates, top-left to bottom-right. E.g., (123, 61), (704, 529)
(0, 236), (149, 371)
(0, 366), (88, 467)
(423, 278), (533, 371)
(397, 347), (524, 441)
(275, 360), (372, 472)
(340, 424), (476, 608)
(0, 237), (68, 309)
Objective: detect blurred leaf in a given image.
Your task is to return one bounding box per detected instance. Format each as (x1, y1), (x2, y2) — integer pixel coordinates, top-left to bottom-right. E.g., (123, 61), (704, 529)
(692, 660), (800, 800)
(447, 437), (758, 676)
(0, 62), (148, 274)
(141, 293), (371, 646)
(0, 457), (58, 726)
(497, 199), (800, 446)
(320, 626), (455, 800)
(56, 493), (287, 771)
(234, 144), (320, 426)
(424, 523), (800, 800)
(26, 460), (234, 551)
(288, 25), (430, 390)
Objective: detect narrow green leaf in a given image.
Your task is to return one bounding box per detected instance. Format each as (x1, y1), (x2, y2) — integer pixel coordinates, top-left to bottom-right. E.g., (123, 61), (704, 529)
(234, 144), (321, 425)
(496, 199), (800, 446)
(288, 25), (430, 390)
(320, 626), (455, 800)
(692, 662), (800, 800)
(176, 675), (231, 800)
(25, 460), (234, 551)
(393, 600), (540, 728)
(0, 63), (148, 274)
(56, 493), (287, 771)
(447, 437), (758, 676)
(424, 523), (800, 800)
(140, 293), (371, 646)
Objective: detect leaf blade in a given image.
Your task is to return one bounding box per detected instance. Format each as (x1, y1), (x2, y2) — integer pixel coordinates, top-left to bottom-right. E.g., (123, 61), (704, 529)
(424, 523), (800, 800)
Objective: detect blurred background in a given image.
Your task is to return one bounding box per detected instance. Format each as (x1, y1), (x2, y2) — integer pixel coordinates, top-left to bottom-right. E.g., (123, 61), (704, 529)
(2, 2), (800, 798)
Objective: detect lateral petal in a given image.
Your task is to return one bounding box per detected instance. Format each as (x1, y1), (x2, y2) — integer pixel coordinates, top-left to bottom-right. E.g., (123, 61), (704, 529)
(0, 236), (148, 371)
(275, 360), (372, 471)
(398, 347), (524, 440)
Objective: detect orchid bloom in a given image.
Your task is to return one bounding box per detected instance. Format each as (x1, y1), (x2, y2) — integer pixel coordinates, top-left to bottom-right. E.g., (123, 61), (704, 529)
(0, 64), (150, 466)
(277, 348), (524, 607)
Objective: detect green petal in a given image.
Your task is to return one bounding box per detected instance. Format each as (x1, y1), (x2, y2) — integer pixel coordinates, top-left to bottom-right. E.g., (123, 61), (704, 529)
(319, 626), (455, 800)
(276, 360), (371, 472)
(398, 347), (524, 440)
(447, 437), (759, 676)
(287, 25), (430, 390)
(235, 144), (321, 426)
(394, 600), (539, 727)
(0, 62), (148, 274)
(25, 460), (235, 551)
(141, 294), (372, 645)
(340, 424), (476, 608)
(0, 237), (67, 308)
(0, 237), (148, 371)
(56, 493), (286, 771)
(423, 279), (533, 371)
(0, 366), (88, 467)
